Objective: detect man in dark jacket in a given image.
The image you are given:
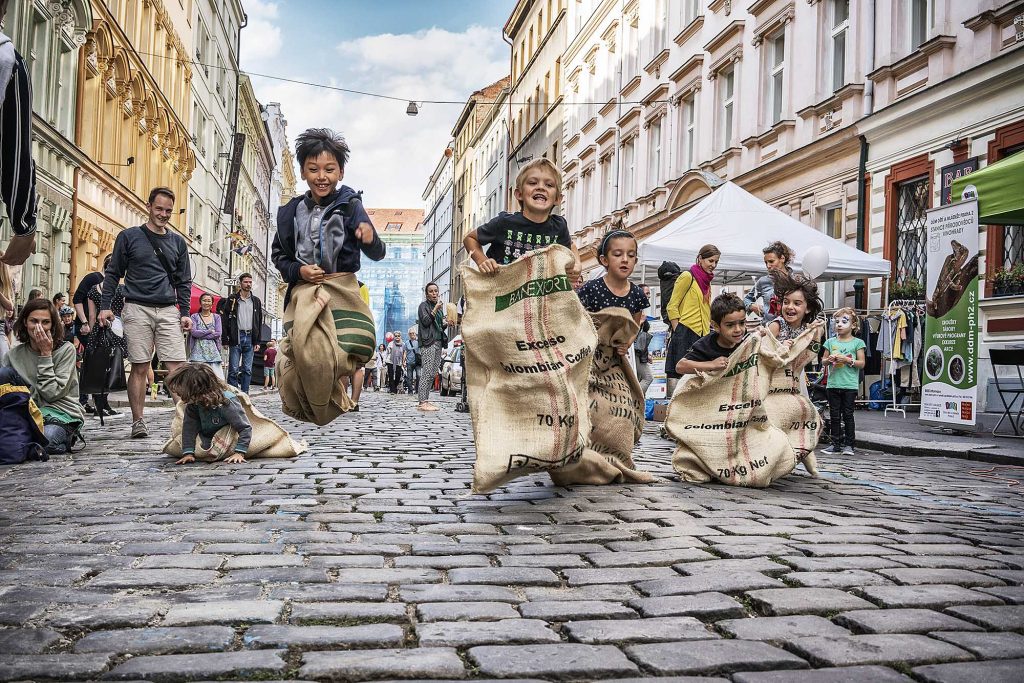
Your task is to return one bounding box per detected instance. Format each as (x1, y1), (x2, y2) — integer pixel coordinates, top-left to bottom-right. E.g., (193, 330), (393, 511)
(220, 273), (264, 394)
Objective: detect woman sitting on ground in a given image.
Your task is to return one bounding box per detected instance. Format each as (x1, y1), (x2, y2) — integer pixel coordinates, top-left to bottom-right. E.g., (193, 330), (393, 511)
(0, 299), (85, 453)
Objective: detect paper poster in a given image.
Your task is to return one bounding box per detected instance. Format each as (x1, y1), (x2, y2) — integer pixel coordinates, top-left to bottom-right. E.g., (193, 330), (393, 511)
(920, 200), (980, 429)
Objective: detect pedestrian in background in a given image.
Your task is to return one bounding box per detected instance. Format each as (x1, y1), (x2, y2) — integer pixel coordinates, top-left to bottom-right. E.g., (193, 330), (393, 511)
(404, 328), (419, 394)
(664, 244), (720, 397)
(189, 292), (224, 380)
(221, 273), (265, 394)
(372, 343), (386, 391)
(262, 340), (277, 390)
(82, 274), (125, 417)
(745, 240), (795, 324)
(26, 288), (42, 302)
(417, 282), (451, 412)
(99, 186), (192, 439)
(386, 331), (406, 394)
(52, 292), (66, 310)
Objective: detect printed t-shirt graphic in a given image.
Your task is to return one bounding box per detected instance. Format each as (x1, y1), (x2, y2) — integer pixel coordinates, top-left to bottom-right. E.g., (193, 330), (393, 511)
(476, 212), (572, 265)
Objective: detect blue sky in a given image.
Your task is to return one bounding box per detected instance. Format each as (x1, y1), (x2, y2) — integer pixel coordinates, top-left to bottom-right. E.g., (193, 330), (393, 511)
(241, 1), (515, 208)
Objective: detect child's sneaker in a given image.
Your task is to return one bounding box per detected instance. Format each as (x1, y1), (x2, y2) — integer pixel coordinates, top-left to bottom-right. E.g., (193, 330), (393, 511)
(842, 445), (855, 456)
(820, 444), (841, 455)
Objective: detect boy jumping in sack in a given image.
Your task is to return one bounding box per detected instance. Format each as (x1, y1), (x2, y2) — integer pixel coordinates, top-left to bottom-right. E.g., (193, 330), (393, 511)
(271, 128), (385, 309)
(676, 293), (748, 377)
(463, 158), (581, 279)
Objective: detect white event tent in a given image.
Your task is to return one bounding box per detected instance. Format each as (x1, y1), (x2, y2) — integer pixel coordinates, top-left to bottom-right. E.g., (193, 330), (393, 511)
(634, 181), (890, 283)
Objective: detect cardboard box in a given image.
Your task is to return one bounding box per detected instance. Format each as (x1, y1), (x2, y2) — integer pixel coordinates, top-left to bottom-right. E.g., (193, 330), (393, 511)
(652, 403), (669, 423)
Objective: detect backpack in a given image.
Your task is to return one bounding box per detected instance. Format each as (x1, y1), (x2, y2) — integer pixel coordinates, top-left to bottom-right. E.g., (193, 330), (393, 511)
(657, 261), (682, 325)
(0, 382), (49, 465)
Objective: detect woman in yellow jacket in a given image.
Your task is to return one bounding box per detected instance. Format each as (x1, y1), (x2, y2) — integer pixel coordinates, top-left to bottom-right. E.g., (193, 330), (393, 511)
(664, 244), (721, 395)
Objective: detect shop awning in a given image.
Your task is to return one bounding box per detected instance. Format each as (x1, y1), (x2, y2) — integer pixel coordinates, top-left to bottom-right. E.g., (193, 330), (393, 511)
(189, 284), (222, 315)
(951, 149), (1024, 225)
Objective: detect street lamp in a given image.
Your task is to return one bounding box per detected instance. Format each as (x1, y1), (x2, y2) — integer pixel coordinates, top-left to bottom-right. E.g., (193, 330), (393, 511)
(406, 101), (419, 116)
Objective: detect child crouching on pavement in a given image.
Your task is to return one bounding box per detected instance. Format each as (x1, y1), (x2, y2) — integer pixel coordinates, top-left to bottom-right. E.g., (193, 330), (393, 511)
(676, 293), (748, 377)
(165, 364), (252, 465)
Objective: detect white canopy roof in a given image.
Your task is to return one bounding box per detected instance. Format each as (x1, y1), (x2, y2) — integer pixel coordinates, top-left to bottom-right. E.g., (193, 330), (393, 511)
(635, 181), (891, 283)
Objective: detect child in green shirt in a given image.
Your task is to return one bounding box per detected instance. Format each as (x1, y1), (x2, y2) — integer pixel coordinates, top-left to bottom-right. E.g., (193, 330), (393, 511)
(821, 307), (866, 456)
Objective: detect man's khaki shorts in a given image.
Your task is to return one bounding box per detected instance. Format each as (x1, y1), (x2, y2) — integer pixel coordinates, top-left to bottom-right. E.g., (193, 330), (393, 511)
(122, 302), (187, 364)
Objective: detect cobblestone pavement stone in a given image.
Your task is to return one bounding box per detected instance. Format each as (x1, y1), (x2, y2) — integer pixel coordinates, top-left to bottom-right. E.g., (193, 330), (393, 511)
(1, 391), (1023, 682)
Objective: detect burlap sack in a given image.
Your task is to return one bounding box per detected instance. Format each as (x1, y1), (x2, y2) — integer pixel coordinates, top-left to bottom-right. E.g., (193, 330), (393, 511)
(760, 326), (822, 476)
(278, 274), (375, 425)
(163, 391), (308, 459)
(462, 244), (597, 493)
(665, 334), (796, 487)
(551, 308), (654, 486)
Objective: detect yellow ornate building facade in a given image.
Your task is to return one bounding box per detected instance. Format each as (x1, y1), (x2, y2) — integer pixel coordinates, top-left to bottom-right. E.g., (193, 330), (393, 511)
(71, 0), (195, 286)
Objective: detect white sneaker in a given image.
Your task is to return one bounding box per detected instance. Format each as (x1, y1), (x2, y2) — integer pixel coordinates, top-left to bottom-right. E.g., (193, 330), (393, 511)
(820, 445), (841, 455)
(842, 445), (855, 456)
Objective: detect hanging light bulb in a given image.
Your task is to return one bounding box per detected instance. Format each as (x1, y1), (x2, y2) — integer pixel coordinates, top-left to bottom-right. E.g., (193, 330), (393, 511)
(406, 102), (419, 116)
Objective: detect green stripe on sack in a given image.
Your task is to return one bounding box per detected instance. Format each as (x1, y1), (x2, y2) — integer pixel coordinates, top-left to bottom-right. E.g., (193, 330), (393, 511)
(494, 274), (571, 312)
(332, 311), (376, 335)
(283, 322), (293, 334)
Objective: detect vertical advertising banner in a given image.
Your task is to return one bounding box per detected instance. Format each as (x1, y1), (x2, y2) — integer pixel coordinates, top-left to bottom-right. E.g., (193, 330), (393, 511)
(920, 200), (980, 429)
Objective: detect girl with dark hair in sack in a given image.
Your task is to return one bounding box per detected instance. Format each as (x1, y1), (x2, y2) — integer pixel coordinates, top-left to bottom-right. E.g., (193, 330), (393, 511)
(664, 244), (720, 396)
(0, 299), (85, 453)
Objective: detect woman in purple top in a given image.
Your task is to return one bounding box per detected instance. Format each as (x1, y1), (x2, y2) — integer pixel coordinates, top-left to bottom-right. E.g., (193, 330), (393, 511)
(189, 293), (224, 379)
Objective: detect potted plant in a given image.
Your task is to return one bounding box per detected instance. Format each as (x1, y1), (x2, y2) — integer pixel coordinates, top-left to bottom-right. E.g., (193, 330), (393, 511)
(1012, 263), (1024, 296)
(991, 268), (1008, 297)
(902, 278), (923, 300)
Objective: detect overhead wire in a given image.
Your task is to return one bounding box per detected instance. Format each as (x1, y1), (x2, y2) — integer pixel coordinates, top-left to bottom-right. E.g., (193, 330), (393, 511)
(129, 47), (675, 107)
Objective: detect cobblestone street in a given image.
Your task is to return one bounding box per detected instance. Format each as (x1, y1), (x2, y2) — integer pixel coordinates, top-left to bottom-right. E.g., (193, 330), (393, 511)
(1, 391), (1023, 682)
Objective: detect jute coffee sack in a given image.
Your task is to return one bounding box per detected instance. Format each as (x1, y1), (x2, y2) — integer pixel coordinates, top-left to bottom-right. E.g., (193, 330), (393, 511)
(759, 326), (822, 476)
(278, 273), (375, 426)
(462, 244), (597, 493)
(665, 334), (796, 487)
(163, 392), (308, 460)
(551, 308), (654, 486)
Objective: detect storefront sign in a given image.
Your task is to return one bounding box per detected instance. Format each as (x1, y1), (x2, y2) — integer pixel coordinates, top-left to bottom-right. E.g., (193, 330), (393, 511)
(921, 200), (980, 429)
(940, 157), (978, 205)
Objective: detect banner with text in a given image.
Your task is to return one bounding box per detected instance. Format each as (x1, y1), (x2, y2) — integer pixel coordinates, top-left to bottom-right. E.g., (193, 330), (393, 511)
(921, 199), (980, 429)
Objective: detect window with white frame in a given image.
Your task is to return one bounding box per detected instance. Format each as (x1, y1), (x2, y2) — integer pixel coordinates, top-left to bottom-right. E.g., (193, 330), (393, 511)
(647, 118), (662, 190)
(719, 68), (735, 152)
(624, 17), (639, 79)
(601, 156), (614, 215)
(829, 0), (849, 92)
(622, 137), (636, 199)
(682, 0), (700, 25)
(653, 0), (669, 55)
(678, 94), (697, 172)
(768, 30), (786, 125)
(910, 0), (932, 48)
(820, 204), (844, 308)
(603, 43), (616, 102)
(582, 169), (594, 224)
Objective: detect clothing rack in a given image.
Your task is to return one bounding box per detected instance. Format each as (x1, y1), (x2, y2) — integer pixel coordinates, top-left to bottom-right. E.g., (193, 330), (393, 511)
(883, 299), (925, 418)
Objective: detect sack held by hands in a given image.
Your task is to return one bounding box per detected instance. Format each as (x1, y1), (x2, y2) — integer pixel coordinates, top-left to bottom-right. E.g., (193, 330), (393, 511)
(665, 334), (796, 487)
(759, 326), (822, 476)
(463, 244), (597, 493)
(551, 308), (654, 486)
(278, 273), (375, 426)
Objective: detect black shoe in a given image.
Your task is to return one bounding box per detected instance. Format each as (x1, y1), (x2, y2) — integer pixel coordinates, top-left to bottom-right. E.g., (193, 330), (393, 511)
(351, 404), (359, 412)
(102, 407), (119, 416)
(83, 403), (96, 414)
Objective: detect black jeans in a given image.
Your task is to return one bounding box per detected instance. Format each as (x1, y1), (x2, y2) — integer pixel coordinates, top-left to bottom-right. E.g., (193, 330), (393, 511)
(827, 388), (857, 449)
(387, 365), (403, 393)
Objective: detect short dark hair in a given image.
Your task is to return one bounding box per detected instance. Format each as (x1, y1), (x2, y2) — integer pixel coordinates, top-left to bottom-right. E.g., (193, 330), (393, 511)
(27, 288), (42, 300)
(14, 298), (65, 347)
(52, 292), (64, 303)
(238, 273), (253, 282)
(710, 292), (745, 325)
(424, 282), (438, 295)
(296, 128), (350, 168)
(598, 229), (637, 257)
(148, 186), (176, 204)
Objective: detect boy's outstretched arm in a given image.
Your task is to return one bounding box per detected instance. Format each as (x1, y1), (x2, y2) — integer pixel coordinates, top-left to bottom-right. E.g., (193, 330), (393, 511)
(356, 221), (386, 261)
(464, 229), (499, 275)
(567, 244), (582, 279)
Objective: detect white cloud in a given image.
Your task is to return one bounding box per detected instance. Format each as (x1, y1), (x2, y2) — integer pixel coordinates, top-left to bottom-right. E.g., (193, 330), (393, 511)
(241, 0), (283, 65)
(246, 24), (508, 208)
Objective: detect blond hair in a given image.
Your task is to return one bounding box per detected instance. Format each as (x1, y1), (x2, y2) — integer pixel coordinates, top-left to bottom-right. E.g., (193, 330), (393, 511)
(833, 306), (861, 333)
(514, 158), (562, 198)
